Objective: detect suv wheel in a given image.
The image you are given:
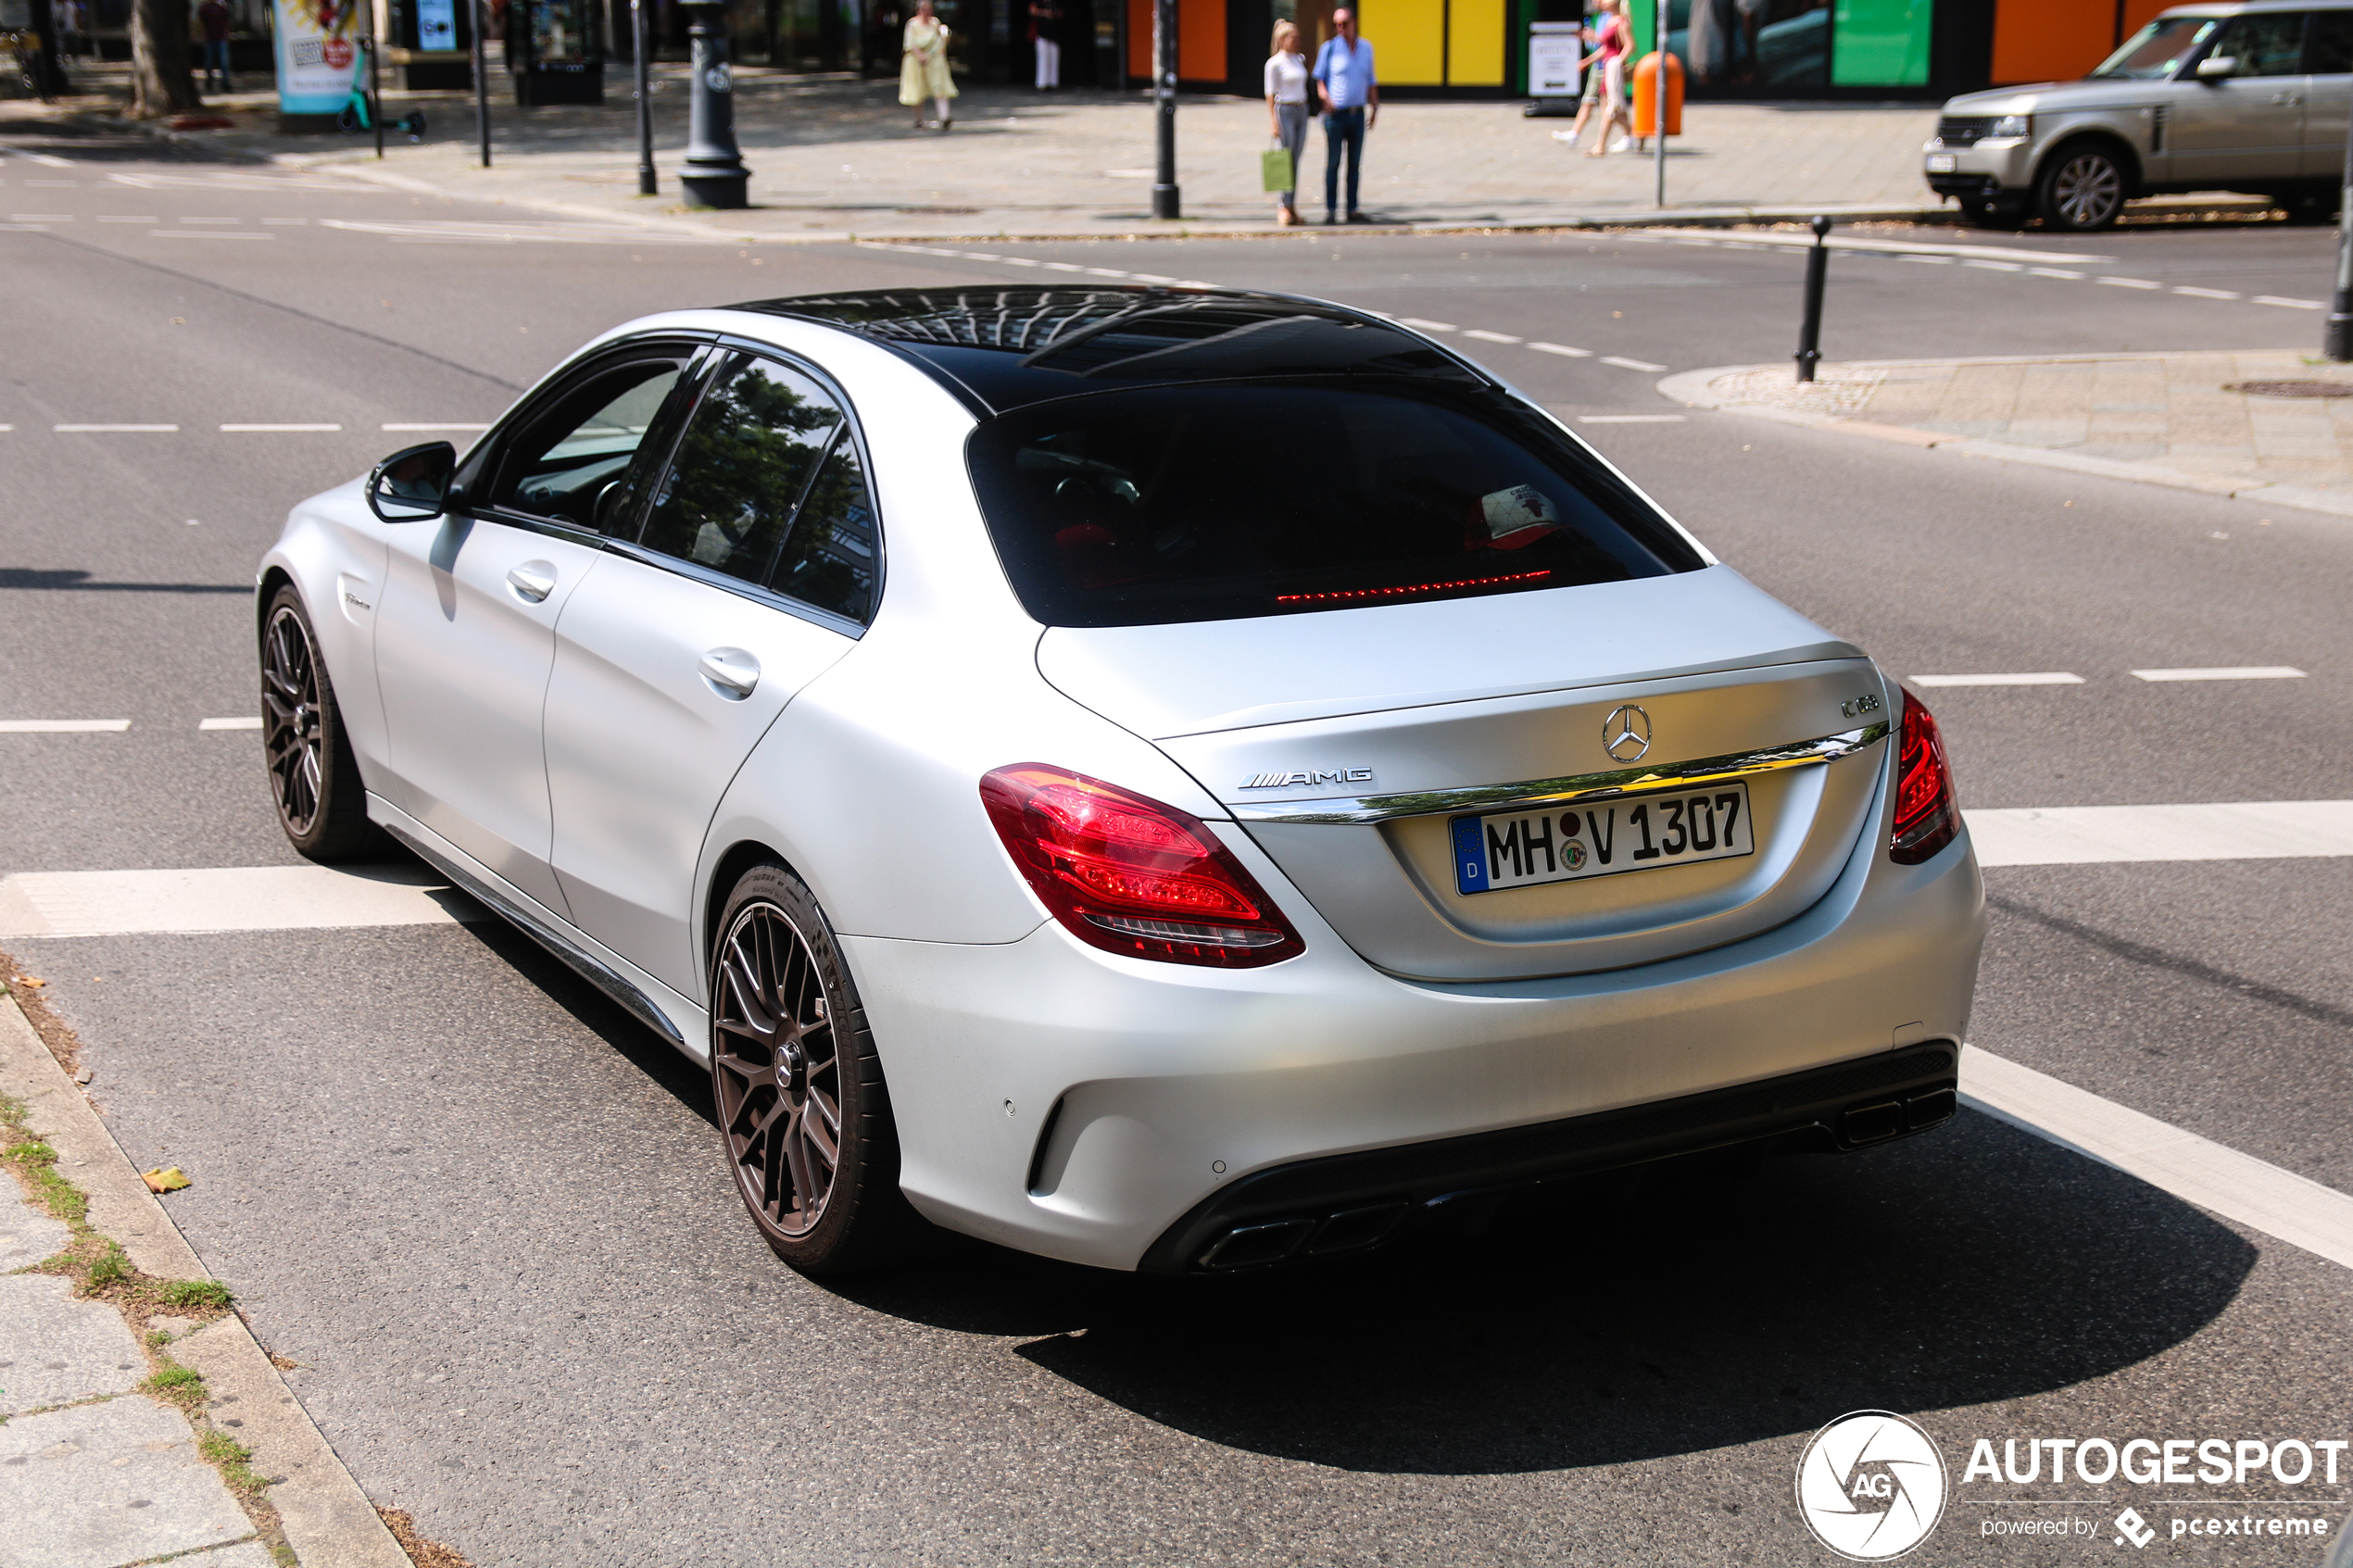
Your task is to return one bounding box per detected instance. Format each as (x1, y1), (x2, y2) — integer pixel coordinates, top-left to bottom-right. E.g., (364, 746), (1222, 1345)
(2040, 145), (2126, 232)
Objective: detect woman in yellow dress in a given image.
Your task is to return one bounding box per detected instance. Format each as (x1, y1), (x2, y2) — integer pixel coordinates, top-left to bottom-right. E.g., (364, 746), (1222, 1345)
(900, 0), (958, 132)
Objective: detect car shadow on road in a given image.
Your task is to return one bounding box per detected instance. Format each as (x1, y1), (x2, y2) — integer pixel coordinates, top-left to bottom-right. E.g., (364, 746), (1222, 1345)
(835, 1114), (2256, 1475)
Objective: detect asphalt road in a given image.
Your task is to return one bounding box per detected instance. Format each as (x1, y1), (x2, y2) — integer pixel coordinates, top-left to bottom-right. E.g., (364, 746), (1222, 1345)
(3, 123), (2348, 1566)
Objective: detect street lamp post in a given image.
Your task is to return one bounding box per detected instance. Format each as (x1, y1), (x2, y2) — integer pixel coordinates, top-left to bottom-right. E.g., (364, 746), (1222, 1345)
(1151, 0), (1178, 220)
(632, 0), (655, 196)
(678, 0), (749, 208)
(472, 0), (491, 167)
(1653, 0), (1667, 207)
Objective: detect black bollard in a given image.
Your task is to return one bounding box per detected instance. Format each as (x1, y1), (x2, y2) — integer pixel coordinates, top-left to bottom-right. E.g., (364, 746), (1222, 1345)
(2328, 99), (2353, 359)
(1794, 214), (1831, 383)
(632, 0), (655, 196)
(1151, 0), (1179, 220)
(472, 0), (491, 167)
(678, 0), (749, 209)
(367, 36), (384, 159)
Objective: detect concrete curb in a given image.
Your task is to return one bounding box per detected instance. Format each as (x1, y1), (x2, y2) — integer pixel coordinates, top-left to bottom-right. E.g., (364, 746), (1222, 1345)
(0, 993), (409, 1568)
(1656, 360), (2353, 521)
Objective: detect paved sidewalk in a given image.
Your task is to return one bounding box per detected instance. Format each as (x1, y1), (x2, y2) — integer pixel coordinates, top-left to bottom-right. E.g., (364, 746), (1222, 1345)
(0, 991), (411, 1568)
(17, 63), (1963, 237)
(1663, 351), (2353, 520)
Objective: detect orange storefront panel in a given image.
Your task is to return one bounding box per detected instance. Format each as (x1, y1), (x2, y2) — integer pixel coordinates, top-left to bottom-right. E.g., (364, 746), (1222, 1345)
(1991, 0), (2113, 83)
(1126, 0), (1227, 81)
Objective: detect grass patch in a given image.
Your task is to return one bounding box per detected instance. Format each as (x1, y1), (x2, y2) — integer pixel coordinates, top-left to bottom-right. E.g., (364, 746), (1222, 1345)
(2, 1129), (91, 1224)
(141, 1362), (206, 1409)
(197, 1426), (273, 1498)
(159, 1278), (233, 1311)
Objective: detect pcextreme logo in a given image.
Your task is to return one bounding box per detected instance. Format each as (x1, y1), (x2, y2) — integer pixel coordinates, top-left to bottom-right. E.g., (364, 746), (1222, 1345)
(1796, 1411), (1950, 1562)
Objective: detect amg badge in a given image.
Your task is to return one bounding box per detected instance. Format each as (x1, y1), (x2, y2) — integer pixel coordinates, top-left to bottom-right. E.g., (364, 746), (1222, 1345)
(1239, 768), (1375, 790)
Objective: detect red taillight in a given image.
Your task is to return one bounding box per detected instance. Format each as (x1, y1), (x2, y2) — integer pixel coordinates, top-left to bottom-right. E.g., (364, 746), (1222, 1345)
(1889, 690), (1960, 865)
(980, 765), (1305, 968)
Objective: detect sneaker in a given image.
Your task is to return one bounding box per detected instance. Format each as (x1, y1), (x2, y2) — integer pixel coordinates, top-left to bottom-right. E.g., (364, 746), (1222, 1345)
(1609, 135), (1629, 152)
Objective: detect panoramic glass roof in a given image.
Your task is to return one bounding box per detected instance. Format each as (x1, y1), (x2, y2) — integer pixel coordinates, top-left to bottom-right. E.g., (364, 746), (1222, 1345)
(724, 287), (1484, 411)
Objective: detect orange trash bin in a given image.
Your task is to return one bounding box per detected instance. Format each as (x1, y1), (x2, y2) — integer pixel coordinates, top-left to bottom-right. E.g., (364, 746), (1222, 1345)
(1630, 50), (1684, 138)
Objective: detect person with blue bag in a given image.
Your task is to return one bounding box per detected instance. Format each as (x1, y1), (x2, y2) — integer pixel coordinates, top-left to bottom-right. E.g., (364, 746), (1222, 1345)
(1264, 19), (1310, 227)
(1313, 6), (1378, 225)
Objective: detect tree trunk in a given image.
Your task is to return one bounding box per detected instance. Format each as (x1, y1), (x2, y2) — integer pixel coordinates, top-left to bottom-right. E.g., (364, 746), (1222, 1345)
(128, 0), (201, 116)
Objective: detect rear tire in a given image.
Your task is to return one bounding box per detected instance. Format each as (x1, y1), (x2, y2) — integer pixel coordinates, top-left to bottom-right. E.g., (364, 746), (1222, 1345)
(710, 863), (926, 1274)
(2039, 144), (2127, 232)
(260, 584), (380, 862)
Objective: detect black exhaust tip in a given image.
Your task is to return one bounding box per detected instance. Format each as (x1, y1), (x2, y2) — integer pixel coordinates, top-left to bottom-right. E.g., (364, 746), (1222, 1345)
(1840, 1100), (1906, 1146)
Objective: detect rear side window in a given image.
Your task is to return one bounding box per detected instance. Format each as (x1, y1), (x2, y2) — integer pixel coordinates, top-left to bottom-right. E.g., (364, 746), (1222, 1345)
(638, 352), (845, 583)
(964, 382), (1702, 628)
(2311, 10), (2353, 71)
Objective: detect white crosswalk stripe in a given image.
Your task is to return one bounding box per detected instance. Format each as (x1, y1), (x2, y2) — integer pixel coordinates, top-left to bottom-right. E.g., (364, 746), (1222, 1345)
(1967, 800), (2353, 867)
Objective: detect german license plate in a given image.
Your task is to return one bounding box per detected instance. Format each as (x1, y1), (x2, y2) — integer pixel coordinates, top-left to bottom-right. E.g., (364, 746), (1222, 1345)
(1926, 152), (1958, 172)
(1450, 783), (1755, 895)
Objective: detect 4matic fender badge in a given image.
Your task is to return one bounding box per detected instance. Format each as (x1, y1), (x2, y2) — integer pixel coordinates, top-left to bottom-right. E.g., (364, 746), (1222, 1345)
(1796, 1410), (1948, 1561)
(1238, 768), (1374, 790)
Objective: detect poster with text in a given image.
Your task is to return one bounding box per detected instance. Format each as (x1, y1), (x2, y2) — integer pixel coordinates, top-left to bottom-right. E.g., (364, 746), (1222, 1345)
(272, 0), (360, 113)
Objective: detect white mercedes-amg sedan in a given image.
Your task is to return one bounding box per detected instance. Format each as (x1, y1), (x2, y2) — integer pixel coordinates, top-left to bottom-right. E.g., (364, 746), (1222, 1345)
(256, 287), (1984, 1275)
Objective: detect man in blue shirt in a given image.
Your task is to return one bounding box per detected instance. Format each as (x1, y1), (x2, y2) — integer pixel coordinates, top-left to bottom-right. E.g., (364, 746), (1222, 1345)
(1313, 8), (1378, 224)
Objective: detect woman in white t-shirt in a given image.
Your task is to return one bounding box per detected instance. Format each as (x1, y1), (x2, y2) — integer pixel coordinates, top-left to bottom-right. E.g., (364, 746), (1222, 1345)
(1265, 20), (1311, 226)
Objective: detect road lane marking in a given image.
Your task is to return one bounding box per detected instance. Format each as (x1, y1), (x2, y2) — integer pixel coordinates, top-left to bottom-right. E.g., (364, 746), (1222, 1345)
(22, 153), (75, 168)
(147, 231), (271, 240)
(2254, 295), (2325, 309)
(1966, 259), (2022, 271)
(1127, 272), (1178, 283)
(2097, 276), (2162, 289)
(0, 866), (484, 938)
(382, 422), (490, 432)
(178, 216), (242, 224)
(1402, 317), (1458, 332)
(2172, 285), (2240, 299)
(1463, 329), (1522, 344)
(0, 720), (131, 733)
(197, 717), (262, 731)
(1967, 800), (2353, 867)
(1600, 356), (1668, 371)
(1039, 261), (1086, 271)
(2131, 665), (2306, 682)
(2027, 267), (2083, 279)
(1899, 255), (1954, 264)
(53, 424), (177, 433)
(220, 424), (342, 432)
(1529, 342), (1595, 357)
(1962, 1047), (2353, 1271)
(1580, 414), (1686, 423)
(94, 215), (158, 222)
(1909, 671), (2084, 686)
(8, 214), (72, 222)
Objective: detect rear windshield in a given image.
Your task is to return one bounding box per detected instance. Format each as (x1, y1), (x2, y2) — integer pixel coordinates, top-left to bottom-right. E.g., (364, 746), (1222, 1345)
(965, 382), (1704, 628)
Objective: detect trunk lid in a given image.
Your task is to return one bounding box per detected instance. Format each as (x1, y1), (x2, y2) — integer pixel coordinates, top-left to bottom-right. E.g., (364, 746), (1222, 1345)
(1037, 566), (1893, 981)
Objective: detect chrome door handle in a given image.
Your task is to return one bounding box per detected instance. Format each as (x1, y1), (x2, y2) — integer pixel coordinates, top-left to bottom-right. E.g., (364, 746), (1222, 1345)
(698, 647), (761, 698)
(506, 561), (558, 603)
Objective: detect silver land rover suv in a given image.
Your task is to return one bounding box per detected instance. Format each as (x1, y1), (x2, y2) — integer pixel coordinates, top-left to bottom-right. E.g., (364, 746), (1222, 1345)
(1926, 0), (2353, 231)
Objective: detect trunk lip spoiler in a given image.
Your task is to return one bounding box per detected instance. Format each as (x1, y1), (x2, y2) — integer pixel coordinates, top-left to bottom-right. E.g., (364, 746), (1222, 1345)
(1227, 721), (1892, 826)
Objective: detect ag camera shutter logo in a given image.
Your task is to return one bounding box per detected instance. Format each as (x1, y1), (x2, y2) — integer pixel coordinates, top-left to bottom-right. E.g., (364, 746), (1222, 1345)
(1795, 1411), (1949, 1561)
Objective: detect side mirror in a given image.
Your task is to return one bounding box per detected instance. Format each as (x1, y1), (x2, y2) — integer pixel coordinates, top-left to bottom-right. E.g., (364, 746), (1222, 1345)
(2195, 54), (2238, 80)
(367, 442), (457, 523)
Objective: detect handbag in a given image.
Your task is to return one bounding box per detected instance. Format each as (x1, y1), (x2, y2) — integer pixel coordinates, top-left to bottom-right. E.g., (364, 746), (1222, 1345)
(1261, 142), (1294, 193)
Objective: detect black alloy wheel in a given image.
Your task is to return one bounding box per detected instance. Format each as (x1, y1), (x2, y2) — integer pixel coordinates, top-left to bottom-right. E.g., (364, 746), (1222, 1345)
(710, 863), (921, 1273)
(260, 584), (376, 860)
(2040, 146), (2125, 232)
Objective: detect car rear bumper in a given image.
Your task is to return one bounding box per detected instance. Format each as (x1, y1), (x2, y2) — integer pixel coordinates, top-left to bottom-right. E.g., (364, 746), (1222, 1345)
(844, 805), (1985, 1272)
(1141, 1039), (1959, 1272)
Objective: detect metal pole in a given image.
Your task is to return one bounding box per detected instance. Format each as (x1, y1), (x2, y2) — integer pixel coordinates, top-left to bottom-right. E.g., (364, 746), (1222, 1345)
(677, 0), (748, 207)
(472, 0), (492, 165)
(2328, 100), (2353, 359)
(1794, 214), (1830, 382)
(1150, 0), (1178, 220)
(632, 0), (655, 194)
(1652, 0), (1666, 207)
(368, 35), (384, 157)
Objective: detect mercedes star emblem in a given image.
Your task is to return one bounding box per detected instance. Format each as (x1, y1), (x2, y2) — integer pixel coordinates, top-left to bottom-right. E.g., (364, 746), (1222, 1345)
(1604, 704), (1652, 763)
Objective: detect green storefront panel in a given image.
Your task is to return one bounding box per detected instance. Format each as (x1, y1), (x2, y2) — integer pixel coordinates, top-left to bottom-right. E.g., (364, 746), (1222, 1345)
(1831, 0), (1931, 84)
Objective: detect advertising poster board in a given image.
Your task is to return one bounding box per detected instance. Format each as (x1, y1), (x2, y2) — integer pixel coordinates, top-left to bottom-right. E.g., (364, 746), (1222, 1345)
(1527, 19), (1582, 97)
(416, 0), (456, 49)
(272, 0), (361, 115)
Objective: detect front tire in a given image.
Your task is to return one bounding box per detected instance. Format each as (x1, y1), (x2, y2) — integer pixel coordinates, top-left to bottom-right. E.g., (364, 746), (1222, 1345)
(260, 584), (378, 861)
(710, 863), (923, 1274)
(2039, 144), (2126, 232)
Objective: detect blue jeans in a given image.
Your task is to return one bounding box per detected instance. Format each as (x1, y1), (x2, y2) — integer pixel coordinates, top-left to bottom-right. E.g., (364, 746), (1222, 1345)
(202, 38), (233, 87)
(1323, 106), (1364, 218)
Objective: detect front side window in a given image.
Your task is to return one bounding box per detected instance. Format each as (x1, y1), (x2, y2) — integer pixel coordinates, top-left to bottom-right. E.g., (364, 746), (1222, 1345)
(638, 352), (845, 585)
(2205, 13), (2310, 75)
(2090, 16), (2220, 78)
(965, 381), (1703, 628)
(489, 358), (685, 532)
(2313, 10), (2353, 71)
